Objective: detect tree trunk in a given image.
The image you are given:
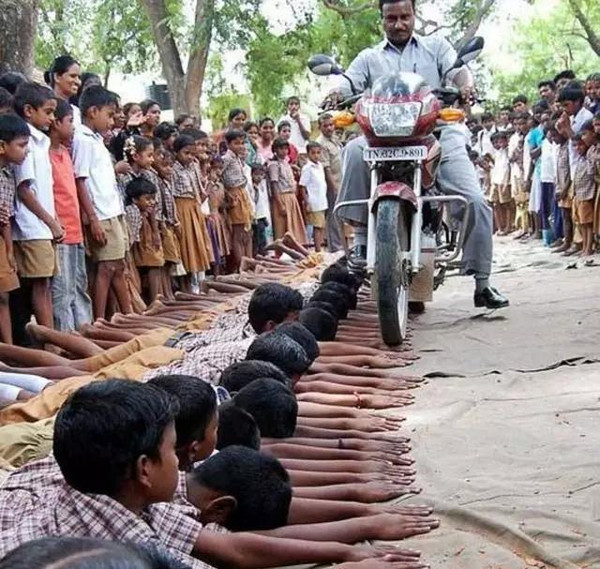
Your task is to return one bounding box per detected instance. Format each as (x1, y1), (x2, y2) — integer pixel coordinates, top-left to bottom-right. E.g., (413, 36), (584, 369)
(567, 0), (600, 57)
(0, 0), (39, 76)
(454, 0), (496, 52)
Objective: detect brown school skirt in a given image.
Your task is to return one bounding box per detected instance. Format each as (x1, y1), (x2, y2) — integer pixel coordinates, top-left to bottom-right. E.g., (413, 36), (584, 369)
(227, 186), (253, 228)
(0, 235), (19, 293)
(132, 217), (164, 268)
(175, 197), (213, 273)
(161, 225), (181, 264)
(272, 192), (308, 245)
(213, 213), (231, 258)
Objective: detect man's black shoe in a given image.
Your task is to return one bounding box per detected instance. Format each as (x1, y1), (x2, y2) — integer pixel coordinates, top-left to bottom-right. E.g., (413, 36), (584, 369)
(474, 286), (509, 309)
(347, 244), (367, 276)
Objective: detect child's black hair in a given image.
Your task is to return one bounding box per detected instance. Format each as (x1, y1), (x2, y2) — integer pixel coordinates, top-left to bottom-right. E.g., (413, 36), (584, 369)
(148, 374), (217, 448)
(277, 120), (291, 132)
(538, 79), (556, 91)
(13, 82), (56, 119)
(217, 401), (261, 450)
(512, 94), (528, 106)
(53, 379), (178, 497)
(173, 134), (195, 154)
(225, 129), (246, 144)
(0, 71), (27, 95)
(286, 95), (300, 105)
(554, 69), (576, 84)
(44, 55), (79, 87)
(187, 128), (208, 142)
(0, 113), (30, 144)
(251, 162), (265, 173)
(557, 84), (585, 104)
(319, 280), (357, 310)
(246, 332), (311, 377)
(310, 288), (349, 319)
(247, 282), (303, 333)
(306, 300), (338, 319)
(140, 99), (160, 114)
(233, 378), (298, 438)
(580, 119), (595, 133)
(259, 116), (274, 127)
(275, 321), (320, 362)
(481, 111), (494, 123)
(0, 87), (12, 110)
(0, 537), (189, 569)
(299, 307), (338, 342)
(79, 85), (118, 117)
(228, 108), (247, 122)
(220, 360), (292, 393)
(320, 262), (362, 291)
(272, 137), (289, 152)
(155, 122), (179, 141)
(125, 177), (157, 205)
(306, 141), (321, 154)
(175, 113), (193, 127)
(54, 99), (73, 123)
(124, 135), (154, 163)
(192, 446), (292, 531)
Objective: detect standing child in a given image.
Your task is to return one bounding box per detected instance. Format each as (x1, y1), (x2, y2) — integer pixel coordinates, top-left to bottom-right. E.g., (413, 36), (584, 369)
(222, 129), (254, 271)
(539, 111), (557, 245)
(0, 114), (29, 343)
(72, 85), (131, 319)
(490, 131), (512, 235)
(124, 177), (164, 302)
(299, 142), (328, 252)
(509, 112), (530, 238)
(251, 163), (270, 257)
(171, 134), (212, 291)
(49, 99), (92, 331)
(12, 83), (61, 330)
(550, 124), (573, 253)
(206, 157), (231, 270)
(572, 133), (597, 256)
(268, 137), (307, 247)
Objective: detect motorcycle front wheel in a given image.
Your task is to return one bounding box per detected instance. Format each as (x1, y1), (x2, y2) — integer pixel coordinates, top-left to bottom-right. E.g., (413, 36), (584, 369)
(374, 199), (411, 346)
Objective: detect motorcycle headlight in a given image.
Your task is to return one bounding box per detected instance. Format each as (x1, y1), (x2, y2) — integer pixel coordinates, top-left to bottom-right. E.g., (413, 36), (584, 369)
(366, 101), (422, 137)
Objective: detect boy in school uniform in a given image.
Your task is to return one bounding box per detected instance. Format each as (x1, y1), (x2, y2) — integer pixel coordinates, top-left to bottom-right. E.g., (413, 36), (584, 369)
(490, 131), (512, 235)
(0, 114), (30, 344)
(49, 99), (92, 331)
(71, 85), (132, 319)
(12, 83), (62, 330)
(299, 142), (328, 252)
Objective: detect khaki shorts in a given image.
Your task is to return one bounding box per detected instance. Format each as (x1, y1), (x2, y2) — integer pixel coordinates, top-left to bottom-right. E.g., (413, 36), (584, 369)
(306, 210), (327, 228)
(0, 236), (19, 293)
(491, 184), (512, 205)
(14, 240), (56, 278)
(86, 216), (127, 262)
(576, 198), (594, 225)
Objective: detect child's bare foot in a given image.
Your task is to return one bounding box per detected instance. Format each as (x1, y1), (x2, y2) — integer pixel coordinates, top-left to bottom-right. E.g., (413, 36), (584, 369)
(283, 231), (310, 256)
(25, 322), (48, 347)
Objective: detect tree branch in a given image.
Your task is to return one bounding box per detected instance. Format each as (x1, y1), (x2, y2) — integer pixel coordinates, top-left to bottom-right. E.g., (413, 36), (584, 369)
(566, 0), (600, 56)
(454, 0), (496, 51)
(320, 0), (375, 17)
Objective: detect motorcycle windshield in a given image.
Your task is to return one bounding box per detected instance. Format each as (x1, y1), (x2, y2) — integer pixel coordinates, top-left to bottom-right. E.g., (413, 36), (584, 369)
(368, 72), (431, 102)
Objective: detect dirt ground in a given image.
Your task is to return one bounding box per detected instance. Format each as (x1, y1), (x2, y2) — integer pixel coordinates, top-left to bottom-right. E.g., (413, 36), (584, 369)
(388, 236), (600, 569)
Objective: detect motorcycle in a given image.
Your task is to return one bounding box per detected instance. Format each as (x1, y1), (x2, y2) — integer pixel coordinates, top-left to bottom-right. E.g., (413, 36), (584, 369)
(308, 37), (484, 346)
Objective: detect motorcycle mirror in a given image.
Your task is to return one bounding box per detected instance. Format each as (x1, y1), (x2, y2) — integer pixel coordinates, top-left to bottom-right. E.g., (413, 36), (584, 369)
(308, 54), (344, 77)
(454, 36), (485, 67)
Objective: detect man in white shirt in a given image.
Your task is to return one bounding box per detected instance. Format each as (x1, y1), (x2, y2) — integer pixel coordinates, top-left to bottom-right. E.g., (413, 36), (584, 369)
(278, 97), (311, 159)
(299, 142), (328, 252)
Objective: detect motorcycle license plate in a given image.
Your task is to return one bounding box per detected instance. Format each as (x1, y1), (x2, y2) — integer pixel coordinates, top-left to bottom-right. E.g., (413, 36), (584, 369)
(363, 146), (427, 161)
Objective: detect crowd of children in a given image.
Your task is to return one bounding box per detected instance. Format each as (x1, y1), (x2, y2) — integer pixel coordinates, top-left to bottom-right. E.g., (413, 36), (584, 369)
(470, 70), (600, 258)
(0, 56), (346, 347)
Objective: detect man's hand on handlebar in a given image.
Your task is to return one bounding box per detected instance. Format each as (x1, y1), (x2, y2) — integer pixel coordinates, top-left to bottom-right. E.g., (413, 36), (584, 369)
(321, 91), (345, 110)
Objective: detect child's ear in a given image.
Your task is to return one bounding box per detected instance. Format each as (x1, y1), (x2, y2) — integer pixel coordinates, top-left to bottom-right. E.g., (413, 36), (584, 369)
(23, 104), (34, 120)
(0, 141), (6, 155)
(136, 454), (154, 489)
(202, 495), (237, 525)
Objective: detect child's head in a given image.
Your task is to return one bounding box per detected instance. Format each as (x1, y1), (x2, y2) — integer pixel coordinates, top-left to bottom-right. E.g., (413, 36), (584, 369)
(124, 101), (142, 120)
(140, 99), (161, 128)
(574, 133), (588, 156)
(225, 129), (246, 156)
(275, 321), (320, 362)
(216, 401), (261, 450)
(0, 87), (12, 114)
(259, 117), (275, 140)
(189, 446), (292, 531)
(594, 113), (600, 136)
(246, 332), (311, 383)
(299, 307), (338, 341)
(278, 120), (292, 141)
(318, 113), (335, 137)
(512, 94), (528, 113)
(44, 55), (81, 100)
(124, 135), (154, 169)
(580, 120), (597, 148)
(588, 73), (600, 102)
(272, 137), (289, 159)
(557, 83), (585, 116)
(233, 378), (298, 438)
(554, 69), (576, 91)
(153, 145), (174, 179)
(208, 156), (223, 181)
(0, 114), (30, 166)
(220, 360), (292, 394)
(79, 85), (118, 133)
(512, 111), (530, 135)
(481, 112), (494, 131)
(0, 71), (27, 95)
(248, 282), (303, 333)
(148, 374), (218, 471)
(228, 108), (247, 130)
(53, 379), (179, 504)
(155, 122), (179, 150)
(531, 100), (550, 124)
(176, 113), (195, 132)
(244, 121), (259, 144)
(187, 128), (210, 162)
(50, 99), (75, 145)
(538, 80), (556, 103)
(310, 288), (350, 319)
(125, 177), (157, 212)
(251, 162), (265, 184)
(321, 261), (362, 292)
(319, 280), (357, 309)
(306, 141), (322, 163)
(173, 134), (195, 166)
(497, 106), (512, 125)
(13, 82), (57, 131)
(287, 95), (301, 114)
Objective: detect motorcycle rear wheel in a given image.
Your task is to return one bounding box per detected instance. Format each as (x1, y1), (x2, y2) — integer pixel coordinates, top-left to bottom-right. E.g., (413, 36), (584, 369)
(375, 199), (411, 346)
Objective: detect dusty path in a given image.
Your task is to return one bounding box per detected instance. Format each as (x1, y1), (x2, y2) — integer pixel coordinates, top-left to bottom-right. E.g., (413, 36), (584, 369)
(392, 237), (600, 569)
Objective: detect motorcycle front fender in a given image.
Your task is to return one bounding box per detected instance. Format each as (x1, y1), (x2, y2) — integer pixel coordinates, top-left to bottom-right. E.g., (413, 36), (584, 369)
(371, 181), (418, 213)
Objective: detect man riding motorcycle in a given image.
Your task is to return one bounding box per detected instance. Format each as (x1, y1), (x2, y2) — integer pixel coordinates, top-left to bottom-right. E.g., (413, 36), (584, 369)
(332, 0), (509, 310)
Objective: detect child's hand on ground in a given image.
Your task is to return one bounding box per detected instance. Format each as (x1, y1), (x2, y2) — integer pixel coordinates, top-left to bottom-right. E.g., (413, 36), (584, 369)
(368, 513), (440, 541)
(350, 481), (422, 503)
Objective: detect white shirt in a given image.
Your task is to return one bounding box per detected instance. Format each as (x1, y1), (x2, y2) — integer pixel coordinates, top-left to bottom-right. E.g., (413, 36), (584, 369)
(477, 127), (496, 158)
(254, 179), (270, 220)
(508, 131), (523, 184)
(299, 160), (328, 212)
(540, 138), (556, 183)
(72, 124), (123, 220)
(522, 135), (532, 183)
(569, 106), (593, 171)
(491, 148), (510, 186)
(278, 113), (311, 153)
(242, 163), (255, 217)
(13, 124), (55, 241)
(71, 105), (82, 129)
